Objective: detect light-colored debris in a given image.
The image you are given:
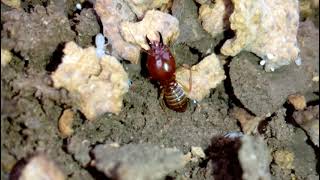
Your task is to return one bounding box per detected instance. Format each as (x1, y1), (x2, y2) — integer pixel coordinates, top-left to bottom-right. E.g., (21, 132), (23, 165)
(287, 93), (307, 110)
(16, 154), (65, 180)
(120, 10), (180, 50)
(1, 48), (12, 67)
(230, 107), (263, 135)
(199, 0), (233, 38)
(51, 41), (129, 120)
(58, 109), (75, 137)
(176, 53), (226, 101)
(92, 143), (185, 180)
(191, 146), (205, 159)
(273, 150), (295, 170)
(221, 0), (300, 72)
(125, 0), (170, 18)
(239, 135), (272, 180)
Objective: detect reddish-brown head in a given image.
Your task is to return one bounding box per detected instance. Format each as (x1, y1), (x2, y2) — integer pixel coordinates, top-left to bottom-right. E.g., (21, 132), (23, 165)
(146, 33), (176, 83)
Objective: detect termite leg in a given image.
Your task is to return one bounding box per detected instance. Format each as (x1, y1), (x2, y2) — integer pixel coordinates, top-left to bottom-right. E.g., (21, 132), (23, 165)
(159, 88), (166, 111)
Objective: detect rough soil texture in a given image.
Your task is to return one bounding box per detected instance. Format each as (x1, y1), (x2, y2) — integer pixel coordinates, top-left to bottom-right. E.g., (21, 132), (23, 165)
(1, 0), (319, 180)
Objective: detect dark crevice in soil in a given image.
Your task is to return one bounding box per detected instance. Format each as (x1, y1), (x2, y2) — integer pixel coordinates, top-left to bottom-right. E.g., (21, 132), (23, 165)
(257, 113), (276, 135)
(10, 50), (27, 66)
(61, 138), (69, 153)
(305, 138), (320, 173)
(45, 42), (66, 72)
(302, 137), (320, 176)
(188, 46), (202, 63)
(69, 14), (79, 36)
(140, 51), (149, 78)
(199, 158), (209, 168)
(223, 56), (256, 116)
(91, 8), (104, 35)
(85, 166), (110, 180)
(23, 60), (29, 68)
(41, 0), (49, 8)
(9, 157), (28, 180)
(283, 102), (300, 127)
(214, 29), (235, 55)
(25, 4), (35, 13)
(306, 93), (319, 106)
(81, 1), (94, 9)
(77, 110), (88, 123)
(85, 146), (111, 180)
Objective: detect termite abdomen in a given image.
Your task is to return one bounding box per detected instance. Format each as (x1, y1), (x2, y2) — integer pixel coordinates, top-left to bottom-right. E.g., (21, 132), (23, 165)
(163, 80), (188, 112)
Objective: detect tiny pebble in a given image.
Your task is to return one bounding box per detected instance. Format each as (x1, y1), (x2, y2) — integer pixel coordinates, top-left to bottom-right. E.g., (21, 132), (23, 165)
(260, 60), (266, 66)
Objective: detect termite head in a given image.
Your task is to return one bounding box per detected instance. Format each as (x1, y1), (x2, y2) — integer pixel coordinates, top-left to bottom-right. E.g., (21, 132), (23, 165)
(146, 32), (176, 83)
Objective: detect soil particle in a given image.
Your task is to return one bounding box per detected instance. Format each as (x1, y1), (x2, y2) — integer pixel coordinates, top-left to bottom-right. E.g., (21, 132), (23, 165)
(229, 51), (316, 116)
(1, 3), (75, 69)
(91, 143), (185, 180)
(293, 105), (319, 147)
(73, 8), (100, 47)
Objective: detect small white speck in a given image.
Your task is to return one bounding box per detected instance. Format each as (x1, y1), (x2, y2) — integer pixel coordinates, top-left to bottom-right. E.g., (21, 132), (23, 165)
(76, 3), (82, 10)
(260, 60), (266, 66)
(270, 67), (275, 72)
(267, 53), (275, 59)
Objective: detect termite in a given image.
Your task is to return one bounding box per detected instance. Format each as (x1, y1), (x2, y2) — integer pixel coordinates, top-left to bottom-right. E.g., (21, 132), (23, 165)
(145, 33), (189, 112)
